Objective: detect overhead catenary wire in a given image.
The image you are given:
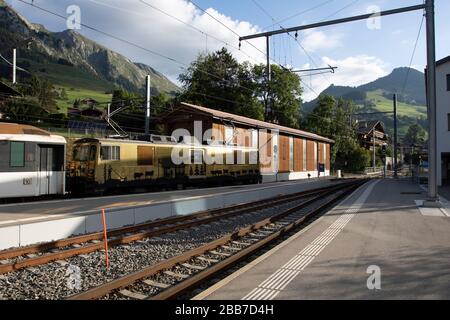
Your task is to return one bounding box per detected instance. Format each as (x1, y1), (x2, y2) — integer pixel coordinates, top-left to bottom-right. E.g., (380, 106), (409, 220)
(15, 0), (260, 96)
(401, 13), (425, 96)
(9, 0), (328, 127)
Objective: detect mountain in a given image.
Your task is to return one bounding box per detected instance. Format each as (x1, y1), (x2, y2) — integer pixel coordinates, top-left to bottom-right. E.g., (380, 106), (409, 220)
(302, 67), (428, 138)
(0, 1), (179, 96)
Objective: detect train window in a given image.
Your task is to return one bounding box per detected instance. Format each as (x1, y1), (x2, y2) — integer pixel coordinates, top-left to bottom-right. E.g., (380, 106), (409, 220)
(101, 146), (120, 161)
(137, 146), (154, 166)
(89, 146), (97, 161)
(73, 145), (90, 161)
(10, 142), (25, 167)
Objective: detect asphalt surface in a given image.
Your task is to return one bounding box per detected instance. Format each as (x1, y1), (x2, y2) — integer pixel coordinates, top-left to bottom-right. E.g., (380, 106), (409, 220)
(199, 179), (450, 300)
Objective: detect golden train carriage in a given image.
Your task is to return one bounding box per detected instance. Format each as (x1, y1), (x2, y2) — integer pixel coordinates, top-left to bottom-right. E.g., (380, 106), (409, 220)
(67, 135), (261, 194)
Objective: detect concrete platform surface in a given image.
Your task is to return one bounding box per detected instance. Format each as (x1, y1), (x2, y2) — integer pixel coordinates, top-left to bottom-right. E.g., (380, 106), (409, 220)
(0, 178), (334, 224)
(0, 178), (341, 250)
(197, 179), (450, 300)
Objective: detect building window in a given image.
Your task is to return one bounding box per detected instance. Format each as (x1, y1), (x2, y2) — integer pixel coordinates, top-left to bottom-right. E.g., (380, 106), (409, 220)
(225, 127), (234, 144)
(10, 141), (25, 167)
(251, 130), (258, 148)
(447, 74), (450, 91)
(101, 146), (120, 161)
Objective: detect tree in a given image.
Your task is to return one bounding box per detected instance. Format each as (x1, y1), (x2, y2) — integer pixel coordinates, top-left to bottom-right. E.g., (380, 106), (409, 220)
(1, 97), (48, 122)
(302, 94), (369, 173)
(403, 123), (426, 147)
(20, 75), (58, 113)
(178, 48), (263, 120)
(252, 64), (303, 128)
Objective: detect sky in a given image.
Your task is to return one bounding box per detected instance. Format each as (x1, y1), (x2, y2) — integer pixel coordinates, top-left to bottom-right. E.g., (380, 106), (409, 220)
(4, 0), (450, 101)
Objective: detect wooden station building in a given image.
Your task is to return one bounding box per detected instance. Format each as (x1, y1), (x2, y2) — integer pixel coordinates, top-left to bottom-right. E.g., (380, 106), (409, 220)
(160, 102), (334, 183)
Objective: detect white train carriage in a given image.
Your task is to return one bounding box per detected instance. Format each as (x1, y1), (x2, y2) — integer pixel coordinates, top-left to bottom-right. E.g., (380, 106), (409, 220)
(0, 123), (66, 198)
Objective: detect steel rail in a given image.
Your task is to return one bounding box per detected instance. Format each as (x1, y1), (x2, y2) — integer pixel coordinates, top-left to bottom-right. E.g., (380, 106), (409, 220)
(67, 180), (365, 300)
(0, 181), (356, 274)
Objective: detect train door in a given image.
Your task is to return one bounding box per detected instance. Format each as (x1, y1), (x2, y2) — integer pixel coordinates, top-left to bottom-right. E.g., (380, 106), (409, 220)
(39, 145), (65, 195)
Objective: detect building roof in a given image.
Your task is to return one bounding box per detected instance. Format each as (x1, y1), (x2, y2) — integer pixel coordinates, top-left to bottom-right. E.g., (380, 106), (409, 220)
(0, 122), (50, 135)
(357, 120), (384, 135)
(0, 80), (22, 97)
(437, 55), (450, 66)
(164, 102), (334, 144)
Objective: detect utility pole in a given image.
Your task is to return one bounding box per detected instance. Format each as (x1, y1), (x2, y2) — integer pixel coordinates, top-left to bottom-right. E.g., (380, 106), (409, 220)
(239, 1), (437, 199)
(265, 36), (271, 122)
(145, 75), (151, 136)
(373, 130), (376, 171)
(393, 94), (398, 178)
(12, 48), (16, 84)
(424, 0), (439, 205)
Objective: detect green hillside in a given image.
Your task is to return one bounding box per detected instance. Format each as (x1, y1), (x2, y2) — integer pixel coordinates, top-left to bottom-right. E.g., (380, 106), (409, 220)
(303, 68), (428, 139)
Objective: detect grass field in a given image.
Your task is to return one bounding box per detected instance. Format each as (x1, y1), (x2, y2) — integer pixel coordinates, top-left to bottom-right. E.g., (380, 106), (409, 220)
(366, 90), (427, 118)
(55, 86), (112, 114)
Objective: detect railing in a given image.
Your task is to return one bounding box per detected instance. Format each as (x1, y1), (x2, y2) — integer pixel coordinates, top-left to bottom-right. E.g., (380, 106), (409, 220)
(364, 167), (384, 175)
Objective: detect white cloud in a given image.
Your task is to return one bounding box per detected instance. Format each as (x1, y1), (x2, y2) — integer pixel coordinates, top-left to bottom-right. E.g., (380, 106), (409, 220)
(7, 0), (268, 84)
(302, 55), (389, 102)
(299, 30), (343, 53)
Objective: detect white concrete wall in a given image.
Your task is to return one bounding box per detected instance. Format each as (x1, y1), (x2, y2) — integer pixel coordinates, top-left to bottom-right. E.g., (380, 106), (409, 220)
(437, 61), (450, 186)
(0, 179), (337, 250)
(262, 170), (330, 183)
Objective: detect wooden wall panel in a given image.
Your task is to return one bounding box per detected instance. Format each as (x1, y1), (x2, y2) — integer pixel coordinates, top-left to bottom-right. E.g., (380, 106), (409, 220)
(306, 140), (315, 171)
(212, 123), (225, 142)
(326, 144), (331, 170)
(318, 143), (324, 164)
(293, 138), (304, 172)
(278, 135), (290, 173)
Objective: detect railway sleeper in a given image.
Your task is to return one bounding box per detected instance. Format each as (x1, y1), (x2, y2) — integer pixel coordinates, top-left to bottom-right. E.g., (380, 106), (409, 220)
(209, 250), (230, 257)
(164, 270), (189, 279)
(142, 279), (170, 289)
(119, 289), (148, 300)
(196, 256), (219, 264)
(181, 263), (206, 271)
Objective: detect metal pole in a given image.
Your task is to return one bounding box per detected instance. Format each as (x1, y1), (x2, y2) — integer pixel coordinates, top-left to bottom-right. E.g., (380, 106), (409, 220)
(373, 130), (376, 171)
(145, 75), (151, 135)
(425, 0), (438, 202)
(240, 4), (426, 41)
(266, 36), (271, 121)
(12, 48), (16, 84)
(393, 94), (398, 178)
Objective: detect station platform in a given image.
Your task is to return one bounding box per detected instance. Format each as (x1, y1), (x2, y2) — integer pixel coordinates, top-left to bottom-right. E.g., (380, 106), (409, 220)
(196, 178), (450, 300)
(0, 178), (340, 250)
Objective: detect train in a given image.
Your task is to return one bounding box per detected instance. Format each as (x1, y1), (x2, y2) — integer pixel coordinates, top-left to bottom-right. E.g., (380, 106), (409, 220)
(67, 135), (261, 194)
(0, 123), (261, 198)
(0, 122), (66, 198)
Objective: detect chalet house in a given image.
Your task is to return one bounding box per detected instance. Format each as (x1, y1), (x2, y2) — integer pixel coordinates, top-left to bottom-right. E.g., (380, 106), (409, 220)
(356, 120), (389, 150)
(159, 102), (334, 183)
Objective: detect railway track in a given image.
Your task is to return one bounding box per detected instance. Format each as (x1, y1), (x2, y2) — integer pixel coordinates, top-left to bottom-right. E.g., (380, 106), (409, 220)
(0, 181), (355, 275)
(66, 179), (366, 300)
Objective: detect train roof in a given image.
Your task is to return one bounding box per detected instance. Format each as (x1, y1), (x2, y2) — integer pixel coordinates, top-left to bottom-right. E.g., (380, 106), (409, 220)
(0, 122), (66, 144)
(73, 137), (257, 150)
